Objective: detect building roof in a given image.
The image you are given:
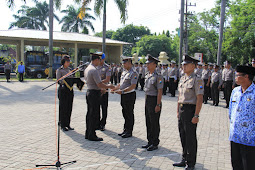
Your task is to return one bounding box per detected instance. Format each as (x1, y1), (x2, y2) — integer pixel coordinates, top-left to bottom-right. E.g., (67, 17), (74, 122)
(0, 29), (129, 46)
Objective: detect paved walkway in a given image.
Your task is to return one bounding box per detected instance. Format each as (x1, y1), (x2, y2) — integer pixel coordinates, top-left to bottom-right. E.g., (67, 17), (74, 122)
(0, 82), (231, 170)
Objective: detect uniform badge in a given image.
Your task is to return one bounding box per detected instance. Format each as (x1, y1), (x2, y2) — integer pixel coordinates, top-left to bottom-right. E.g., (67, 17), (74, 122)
(159, 78), (162, 84)
(200, 85), (203, 89)
(134, 76), (137, 79)
(102, 68), (106, 72)
(151, 77), (155, 81)
(247, 98), (251, 102)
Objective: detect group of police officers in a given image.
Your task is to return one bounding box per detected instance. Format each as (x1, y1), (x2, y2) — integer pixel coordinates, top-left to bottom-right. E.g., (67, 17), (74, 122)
(56, 53), (255, 170)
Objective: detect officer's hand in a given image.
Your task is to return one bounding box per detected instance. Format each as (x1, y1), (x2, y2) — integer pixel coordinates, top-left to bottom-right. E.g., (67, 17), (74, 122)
(108, 84), (115, 89)
(174, 80), (177, 83)
(101, 89), (106, 95)
(206, 83), (209, 87)
(222, 84), (224, 88)
(177, 112), (179, 118)
(115, 90), (122, 95)
(218, 86), (221, 89)
(155, 106), (161, 113)
(191, 117), (199, 124)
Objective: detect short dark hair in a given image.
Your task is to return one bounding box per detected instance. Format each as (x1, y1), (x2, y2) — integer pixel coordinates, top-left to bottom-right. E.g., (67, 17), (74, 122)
(61, 58), (66, 65)
(247, 74), (254, 81)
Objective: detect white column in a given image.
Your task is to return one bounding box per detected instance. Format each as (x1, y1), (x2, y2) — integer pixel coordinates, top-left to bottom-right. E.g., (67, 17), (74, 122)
(21, 39), (25, 62)
(74, 43), (78, 67)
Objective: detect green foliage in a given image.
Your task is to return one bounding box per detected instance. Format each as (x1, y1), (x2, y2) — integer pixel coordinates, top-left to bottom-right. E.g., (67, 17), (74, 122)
(112, 24), (151, 56)
(60, 5), (95, 33)
(9, 1), (59, 30)
(94, 30), (115, 39)
(132, 34), (178, 60)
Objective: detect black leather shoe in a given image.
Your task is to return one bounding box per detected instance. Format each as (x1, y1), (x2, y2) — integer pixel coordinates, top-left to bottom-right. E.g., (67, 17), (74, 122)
(173, 161), (186, 167)
(67, 126), (74, 130)
(118, 132), (125, 136)
(88, 137), (103, 141)
(61, 127), (69, 131)
(142, 144), (151, 148)
(121, 133), (132, 138)
(185, 165), (195, 170)
(100, 125), (105, 131)
(147, 145), (158, 151)
(226, 104), (229, 108)
(215, 104), (218, 106)
(204, 101), (207, 104)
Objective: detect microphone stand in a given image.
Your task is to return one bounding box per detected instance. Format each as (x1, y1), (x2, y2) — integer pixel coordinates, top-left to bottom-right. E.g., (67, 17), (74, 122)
(36, 64), (86, 169)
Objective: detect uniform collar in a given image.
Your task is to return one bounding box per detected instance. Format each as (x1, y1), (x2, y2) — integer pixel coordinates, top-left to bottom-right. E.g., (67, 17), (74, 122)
(239, 83), (255, 94)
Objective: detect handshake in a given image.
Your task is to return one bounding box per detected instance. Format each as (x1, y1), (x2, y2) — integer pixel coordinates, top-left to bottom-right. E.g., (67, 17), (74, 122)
(101, 83), (123, 95)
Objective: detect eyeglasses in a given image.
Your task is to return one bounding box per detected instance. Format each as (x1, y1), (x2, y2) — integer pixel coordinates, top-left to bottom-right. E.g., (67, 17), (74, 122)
(235, 74), (245, 77)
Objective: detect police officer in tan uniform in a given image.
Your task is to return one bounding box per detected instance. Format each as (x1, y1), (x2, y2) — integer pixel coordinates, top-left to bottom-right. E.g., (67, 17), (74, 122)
(84, 52), (114, 141)
(139, 63), (145, 91)
(142, 54), (163, 151)
(168, 60), (178, 97)
(56, 55), (74, 131)
(173, 55), (204, 170)
(201, 63), (211, 104)
(211, 65), (222, 106)
(111, 56), (138, 138)
(97, 53), (111, 131)
(161, 63), (168, 95)
(222, 60), (235, 108)
(194, 62), (203, 78)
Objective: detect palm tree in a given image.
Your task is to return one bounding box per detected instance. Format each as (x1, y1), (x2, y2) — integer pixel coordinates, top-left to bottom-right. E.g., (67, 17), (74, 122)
(78, 0), (128, 53)
(9, 1), (59, 30)
(60, 5), (95, 33)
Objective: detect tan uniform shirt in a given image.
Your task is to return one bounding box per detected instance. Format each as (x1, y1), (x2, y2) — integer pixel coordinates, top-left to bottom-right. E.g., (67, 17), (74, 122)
(84, 63), (102, 90)
(56, 66), (73, 85)
(120, 67), (138, 92)
(211, 71), (223, 86)
(222, 68), (235, 82)
(194, 68), (203, 78)
(97, 63), (111, 81)
(144, 71), (163, 96)
(168, 67), (178, 80)
(161, 68), (168, 80)
(139, 66), (145, 78)
(202, 69), (211, 80)
(178, 72), (204, 104)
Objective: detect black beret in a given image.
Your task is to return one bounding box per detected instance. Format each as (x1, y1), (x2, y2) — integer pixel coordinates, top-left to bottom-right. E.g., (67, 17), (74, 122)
(236, 65), (255, 75)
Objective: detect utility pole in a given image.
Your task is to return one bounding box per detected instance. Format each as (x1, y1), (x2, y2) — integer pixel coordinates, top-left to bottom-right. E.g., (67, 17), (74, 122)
(184, 0), (196, 54)
(179, 0), (185, 67)
(102, 0), (107, 54)
(217, 0), (226, 65)
(48, 0), (54, 78)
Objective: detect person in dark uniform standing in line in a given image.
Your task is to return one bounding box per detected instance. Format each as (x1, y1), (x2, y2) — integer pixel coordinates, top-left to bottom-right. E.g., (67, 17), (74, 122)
(56, 55), (75, 131)
(208, 63), (214, 100)
(139, 63), (145, 91)
(142, 54), (163, 151)
(4, 61), (12, 82)
(111, 56), (138, 138)
(117, 64), (123, 83)
(222, 60), (235, 108)
(201, 64), (211, 104)
(173, 55), (204, 170)
(210, 65), (222, 106)
(161, 63), (168, 95)
(97, 53), (111, 131)
(84, 52), (115, 141)
(79, 61), (85, 78)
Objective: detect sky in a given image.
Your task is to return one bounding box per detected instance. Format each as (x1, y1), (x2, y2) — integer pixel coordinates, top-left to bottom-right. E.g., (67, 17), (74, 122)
(0, 0), (217, 35)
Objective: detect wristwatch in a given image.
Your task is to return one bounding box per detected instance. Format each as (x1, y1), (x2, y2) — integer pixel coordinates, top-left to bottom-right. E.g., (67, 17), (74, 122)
(194, 115), (199, 118)
(157, 104), (162, 107)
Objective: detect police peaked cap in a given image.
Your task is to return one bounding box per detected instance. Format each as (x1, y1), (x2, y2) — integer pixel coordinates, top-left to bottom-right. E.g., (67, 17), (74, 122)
(236, 65), (255, 75)
(182, 55), (200, 64)
(90, 52), (105, 60)
(62, 55), (71, 62)
(146, 54), (160, 64)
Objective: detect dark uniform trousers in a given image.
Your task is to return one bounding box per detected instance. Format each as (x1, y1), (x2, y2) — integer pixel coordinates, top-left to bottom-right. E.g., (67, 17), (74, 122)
(117, 72), (122, 84)
(208, 82), (212, 99)
(58, 86), (74, 128)
(139, 74), (145, 90)
(163, 78), (168, 95)
(169, 78), (176, 96)
(19, 73), (24, 82)
(224, 81), (233, 107)
(203, 79), (209, 103)
(145, 95), (161, 146)
(99, 92), (109, 127)
(121, 91), (136, 134)
(5, 69), (11, 80)
(211, 82), (219, 105)
(178, 104), (197, 167)
(231, 141), (255, 170)
(86, 90), (101, 139)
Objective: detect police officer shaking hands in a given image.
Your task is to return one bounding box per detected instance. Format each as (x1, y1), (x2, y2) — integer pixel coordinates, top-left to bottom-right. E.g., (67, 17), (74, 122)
(142, 54), (163, 151)
(111, 56), (138, 138)
(84, 52), (115, 141)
